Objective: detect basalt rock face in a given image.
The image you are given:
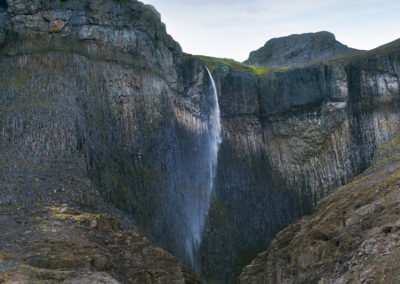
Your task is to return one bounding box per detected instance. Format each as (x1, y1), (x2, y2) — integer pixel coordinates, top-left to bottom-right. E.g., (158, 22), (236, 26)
(199, 46), (400, 282)
(0, 0), (211, 279)
(239, 137), (400, 283)
(244, 31), (363, 67)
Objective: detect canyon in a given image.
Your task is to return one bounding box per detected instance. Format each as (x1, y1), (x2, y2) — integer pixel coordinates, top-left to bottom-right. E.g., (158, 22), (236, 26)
(0, 0), (399, 283)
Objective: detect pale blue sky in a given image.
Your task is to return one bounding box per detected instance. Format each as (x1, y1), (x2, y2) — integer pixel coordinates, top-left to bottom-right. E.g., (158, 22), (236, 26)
(142, 0), (400, 62)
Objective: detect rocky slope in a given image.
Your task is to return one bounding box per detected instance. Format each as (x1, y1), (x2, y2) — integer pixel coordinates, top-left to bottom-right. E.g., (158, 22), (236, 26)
(1, 0), (400, 283)
(244, 31), (363, 67)
(0, 203), (200, 283)
(239, 137), (400, 283)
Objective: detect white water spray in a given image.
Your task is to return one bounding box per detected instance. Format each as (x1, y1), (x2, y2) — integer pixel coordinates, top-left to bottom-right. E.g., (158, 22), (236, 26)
(206, 67), (222, 190)
(185, 67), (222, 271)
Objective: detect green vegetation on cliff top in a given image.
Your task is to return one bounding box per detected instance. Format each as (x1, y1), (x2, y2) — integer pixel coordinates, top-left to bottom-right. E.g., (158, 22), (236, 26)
(185, 54), (289, 77)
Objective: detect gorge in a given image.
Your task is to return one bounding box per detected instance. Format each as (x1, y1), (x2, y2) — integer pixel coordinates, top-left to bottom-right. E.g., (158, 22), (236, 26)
(0, 0), (400, 283)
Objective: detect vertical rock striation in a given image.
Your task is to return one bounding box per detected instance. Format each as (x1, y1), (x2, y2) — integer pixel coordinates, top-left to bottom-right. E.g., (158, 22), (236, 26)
(0, 0), (219, 272)
(199, 46), (400, 282)
(239, 137), (400, 283)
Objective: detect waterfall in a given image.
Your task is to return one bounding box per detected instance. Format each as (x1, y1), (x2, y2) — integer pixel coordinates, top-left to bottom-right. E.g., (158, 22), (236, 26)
(206, 67), (222, 189)
(185, 67), (222, 271)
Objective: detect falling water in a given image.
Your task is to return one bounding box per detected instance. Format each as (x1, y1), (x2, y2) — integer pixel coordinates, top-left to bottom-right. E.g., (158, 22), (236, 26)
(185, 67), (222, 271)
(205, 67), (222, 189)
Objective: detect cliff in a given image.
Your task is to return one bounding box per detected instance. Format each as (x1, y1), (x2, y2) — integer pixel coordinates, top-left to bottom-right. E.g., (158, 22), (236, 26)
(239, 137), (400, 283)
(244, 31), (363, 67)
(1, 0), (400, 283)
(195, 44), (400, 281)
(0, 0), (205, 281)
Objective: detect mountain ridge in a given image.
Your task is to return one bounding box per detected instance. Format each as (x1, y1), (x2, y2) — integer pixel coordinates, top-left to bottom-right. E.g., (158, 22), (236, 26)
(244, 31), (364, 68)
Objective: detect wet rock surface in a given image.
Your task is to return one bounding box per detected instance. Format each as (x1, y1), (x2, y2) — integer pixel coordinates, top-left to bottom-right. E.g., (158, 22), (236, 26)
(239, 137), (400, 283)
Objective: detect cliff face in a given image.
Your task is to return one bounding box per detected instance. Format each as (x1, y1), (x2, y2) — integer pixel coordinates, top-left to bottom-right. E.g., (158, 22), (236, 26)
(244, 31), (363, 67)
(239, 137), (400, 283)
(1, 0), (400, 283)
(198, 47), (400, 281)
(0, 0), (211, 279)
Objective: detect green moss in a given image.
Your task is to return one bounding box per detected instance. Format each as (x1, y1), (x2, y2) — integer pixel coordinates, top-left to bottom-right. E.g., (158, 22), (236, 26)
(377, 137), (400, 152)
(285, 264), (291, 275)
(334, 249), (339, 257)
(325, 203), (334, 211)
(47, 207), (101, 223)
(328, 43), (400, 64)
(384, 170), (400, 186)
(185, 54), (289, 77)
(47, 206), (63, 212)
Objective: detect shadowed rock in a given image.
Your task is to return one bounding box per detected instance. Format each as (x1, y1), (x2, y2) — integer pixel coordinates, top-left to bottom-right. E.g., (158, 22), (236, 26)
(239, 137), (400, 283)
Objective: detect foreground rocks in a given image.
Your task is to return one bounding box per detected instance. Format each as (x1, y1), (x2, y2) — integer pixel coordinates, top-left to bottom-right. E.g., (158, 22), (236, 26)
(239, 137), (400, 283)
(0, 204), (200, 283)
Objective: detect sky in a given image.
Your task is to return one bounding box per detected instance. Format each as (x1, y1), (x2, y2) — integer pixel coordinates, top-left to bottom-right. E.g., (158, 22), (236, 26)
(142, 0), (400, 62)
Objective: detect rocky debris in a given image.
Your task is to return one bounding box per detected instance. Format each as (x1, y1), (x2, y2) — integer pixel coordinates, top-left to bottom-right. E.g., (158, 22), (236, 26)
(244, 31), (363, 67)
(239, 137), (400, 283)
(0, 204), (201, 283)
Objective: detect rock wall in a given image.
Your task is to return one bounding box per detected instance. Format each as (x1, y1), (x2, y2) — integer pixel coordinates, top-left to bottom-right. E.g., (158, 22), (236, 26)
(0, 0), (218, 271)
(239, 137), (400, 284)
(200, 48), (400, 281)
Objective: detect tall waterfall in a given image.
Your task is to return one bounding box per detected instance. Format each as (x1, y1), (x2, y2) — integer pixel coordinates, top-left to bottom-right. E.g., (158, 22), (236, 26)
(206, 67), (222, 190)
(185, 67), (222, 271)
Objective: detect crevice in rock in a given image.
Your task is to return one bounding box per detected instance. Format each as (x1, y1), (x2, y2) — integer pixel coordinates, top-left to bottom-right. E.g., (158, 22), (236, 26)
(0, 0), (7, 10)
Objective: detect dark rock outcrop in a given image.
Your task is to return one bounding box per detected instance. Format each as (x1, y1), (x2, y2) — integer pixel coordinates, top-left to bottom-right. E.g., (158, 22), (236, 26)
(244, 31), (363, 67)
(239, 137), (400, 283)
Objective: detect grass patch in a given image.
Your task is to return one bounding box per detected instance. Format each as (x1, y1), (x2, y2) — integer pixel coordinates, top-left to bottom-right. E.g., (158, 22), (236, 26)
(47, 206), (100, 223)
(186, 54), (290, 77)
(384, 170), (400, 186)
(325, 203), (334, 211)
(285, 264), (291, 275)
